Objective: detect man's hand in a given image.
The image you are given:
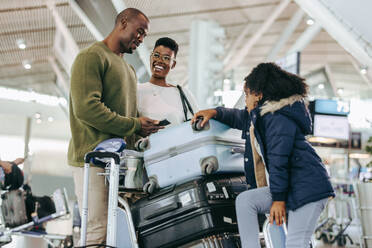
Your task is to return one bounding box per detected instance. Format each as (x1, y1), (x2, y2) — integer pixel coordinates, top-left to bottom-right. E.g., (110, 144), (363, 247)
(270, 201), (286, 226)
(191, 109), (217, 127)
(13, 158), (24, 165)
(0, 161), (13, 174)
(138, 117), (164, 137)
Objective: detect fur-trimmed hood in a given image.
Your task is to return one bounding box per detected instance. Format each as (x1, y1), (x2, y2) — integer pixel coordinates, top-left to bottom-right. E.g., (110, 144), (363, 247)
(259, 94), (312, 135)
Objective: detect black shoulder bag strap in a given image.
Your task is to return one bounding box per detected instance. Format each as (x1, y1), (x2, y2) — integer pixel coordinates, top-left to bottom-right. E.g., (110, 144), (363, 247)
(176, 85), (194, 121)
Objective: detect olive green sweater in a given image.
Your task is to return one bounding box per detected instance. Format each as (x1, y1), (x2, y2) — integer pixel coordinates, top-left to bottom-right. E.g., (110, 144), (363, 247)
(68, 41), (141, 167)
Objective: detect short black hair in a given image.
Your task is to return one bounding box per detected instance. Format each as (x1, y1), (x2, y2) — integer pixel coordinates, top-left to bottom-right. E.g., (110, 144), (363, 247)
(154, 37), (179, 58)
(244, 62), (308, 104)
(115, 8), (149, 25)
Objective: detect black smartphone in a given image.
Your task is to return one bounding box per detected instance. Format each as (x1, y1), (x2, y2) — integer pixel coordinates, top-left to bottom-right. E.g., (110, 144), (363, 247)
(158, 119), (171, 126)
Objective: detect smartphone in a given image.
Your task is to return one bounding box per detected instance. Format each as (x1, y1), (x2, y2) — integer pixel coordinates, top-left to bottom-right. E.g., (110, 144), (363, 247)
(158, 119), (171, 126)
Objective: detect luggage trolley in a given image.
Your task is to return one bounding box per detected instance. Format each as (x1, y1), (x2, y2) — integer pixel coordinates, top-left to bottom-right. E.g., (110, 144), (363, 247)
(81, 150), (140, 248)
(0, 188), (70, 247)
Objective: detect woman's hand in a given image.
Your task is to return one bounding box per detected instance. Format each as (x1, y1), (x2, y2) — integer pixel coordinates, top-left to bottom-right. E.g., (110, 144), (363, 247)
(270, 201), (286, 226)
(191, 109), (217, 127)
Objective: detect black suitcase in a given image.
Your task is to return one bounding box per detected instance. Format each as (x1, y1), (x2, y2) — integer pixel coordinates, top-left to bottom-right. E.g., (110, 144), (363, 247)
(179, 233), (241, 248)
(131, 174), (248, 248)
(1, 190), (28, 227)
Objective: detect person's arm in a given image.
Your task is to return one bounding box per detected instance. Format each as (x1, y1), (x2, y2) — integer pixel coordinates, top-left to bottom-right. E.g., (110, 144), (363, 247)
(264, 114), (296, 225)
(0, 160), (12, 174)
(70, 52), (141, 137)
(0, 157), (23, 174)
(264, 114), (296, 200)
(191, 107), (248, 130)
(214, 107), (248, 130)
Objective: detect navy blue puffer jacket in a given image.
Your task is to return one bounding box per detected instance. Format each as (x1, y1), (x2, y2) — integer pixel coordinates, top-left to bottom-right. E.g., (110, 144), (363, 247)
(215, 95), (335, 210)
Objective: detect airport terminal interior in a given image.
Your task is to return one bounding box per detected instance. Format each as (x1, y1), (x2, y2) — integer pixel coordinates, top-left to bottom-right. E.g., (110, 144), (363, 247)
(0, 0), (372, 247)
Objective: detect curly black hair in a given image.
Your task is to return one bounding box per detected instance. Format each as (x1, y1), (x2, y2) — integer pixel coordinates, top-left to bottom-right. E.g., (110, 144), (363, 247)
(154, 37), (179, 58)
(244, 62), (308, 104)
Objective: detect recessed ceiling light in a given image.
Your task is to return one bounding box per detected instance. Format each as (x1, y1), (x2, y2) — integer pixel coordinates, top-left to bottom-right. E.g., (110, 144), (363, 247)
(22, 60), (32, 70)
(337, 88), (344, 95)
(47, 116), (54, 122)
(34, 112), (41, 119)
(360, 66), (368, 75)
(318, 83), (324, 89)
(306, 18), (315, 26)
(16, 39), (26, 49)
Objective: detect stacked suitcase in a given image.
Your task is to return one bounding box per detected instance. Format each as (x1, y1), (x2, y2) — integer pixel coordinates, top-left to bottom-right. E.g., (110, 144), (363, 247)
(81, 119), (249, 247)
(131, 174), (248, 248)
(129, 120), (248, 248)
(141, 119), (246, 189)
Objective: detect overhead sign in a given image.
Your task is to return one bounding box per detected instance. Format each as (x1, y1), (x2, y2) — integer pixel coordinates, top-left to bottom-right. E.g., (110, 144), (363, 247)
(313, 114), (349, 140)
(314, 99), (350, 116)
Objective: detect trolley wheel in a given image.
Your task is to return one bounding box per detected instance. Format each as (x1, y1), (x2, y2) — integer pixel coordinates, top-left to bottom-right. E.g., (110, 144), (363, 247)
(321, 234), (329, 244)
(337, 235), (347, 247)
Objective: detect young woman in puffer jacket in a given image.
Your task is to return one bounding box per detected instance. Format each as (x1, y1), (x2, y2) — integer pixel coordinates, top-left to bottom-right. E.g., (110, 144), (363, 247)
(192, 62), (335, 248)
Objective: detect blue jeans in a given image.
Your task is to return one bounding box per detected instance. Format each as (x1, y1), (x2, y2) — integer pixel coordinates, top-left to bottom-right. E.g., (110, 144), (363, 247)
(235, 187), (328, 248)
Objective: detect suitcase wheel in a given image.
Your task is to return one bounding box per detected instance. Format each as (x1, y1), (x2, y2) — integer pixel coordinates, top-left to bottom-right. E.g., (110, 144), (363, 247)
(143, 177), (158, 194)
(135, 137), (149, 151)
(200, 156), (218, 175)
(192, 117), (204, 131)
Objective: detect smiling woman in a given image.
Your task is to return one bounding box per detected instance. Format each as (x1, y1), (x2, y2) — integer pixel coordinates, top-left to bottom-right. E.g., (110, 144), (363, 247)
(137, 37), (198, 127)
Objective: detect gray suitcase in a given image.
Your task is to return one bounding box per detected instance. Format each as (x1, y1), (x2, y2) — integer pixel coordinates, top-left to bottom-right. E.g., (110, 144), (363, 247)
(179, 233), (241, 248)
(1, 190), (28, 228)
(140, 119), (245, 189)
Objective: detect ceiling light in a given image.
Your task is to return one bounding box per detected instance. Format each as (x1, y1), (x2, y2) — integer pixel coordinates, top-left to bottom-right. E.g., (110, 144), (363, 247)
(306, 18), (315, 26)
(223, 79), (231, 84)
(337, 88), (344, 95)
(22, 60), (32, 70)
(0, 86), (68, 107)
(47, 116), (54, 122)
(318, 83), (325, 89)
(16, 39), (26, 49)
(34, 112), (41, 119)
(360, 66), (368, 75)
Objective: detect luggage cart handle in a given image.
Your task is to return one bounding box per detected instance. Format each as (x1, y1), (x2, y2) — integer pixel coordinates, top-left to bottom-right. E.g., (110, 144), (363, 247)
(84, 151), (120, 165)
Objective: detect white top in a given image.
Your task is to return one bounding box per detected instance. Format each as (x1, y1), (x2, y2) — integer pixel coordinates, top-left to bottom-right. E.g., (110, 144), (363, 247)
(137, 82), (199, 127)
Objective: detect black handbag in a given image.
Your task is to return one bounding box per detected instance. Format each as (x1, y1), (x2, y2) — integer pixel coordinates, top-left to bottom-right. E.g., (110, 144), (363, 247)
(176, 85), (194, 121)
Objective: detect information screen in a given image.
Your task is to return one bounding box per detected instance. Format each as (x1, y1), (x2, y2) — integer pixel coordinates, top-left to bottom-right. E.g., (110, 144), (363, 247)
(313, 114), (349, 140)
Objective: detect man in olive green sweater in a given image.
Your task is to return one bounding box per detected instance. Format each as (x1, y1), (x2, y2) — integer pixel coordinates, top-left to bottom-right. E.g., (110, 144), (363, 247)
(68, 8), (162, 246)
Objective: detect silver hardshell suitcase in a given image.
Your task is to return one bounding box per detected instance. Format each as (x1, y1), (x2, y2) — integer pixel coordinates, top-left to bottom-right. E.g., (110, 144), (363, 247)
(139, 119), (245, 190)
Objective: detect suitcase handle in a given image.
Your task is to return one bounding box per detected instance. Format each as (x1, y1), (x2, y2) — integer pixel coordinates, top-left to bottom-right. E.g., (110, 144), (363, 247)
(144, 202), (181, 220)
(84, 151), (120, 165)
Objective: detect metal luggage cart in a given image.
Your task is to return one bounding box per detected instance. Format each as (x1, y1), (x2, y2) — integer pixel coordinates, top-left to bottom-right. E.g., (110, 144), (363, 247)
(80, 151), (140, 248)
(353, 182), (372, 248)
(314, 182), (357, 247)
(0, 188), (71, 247)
